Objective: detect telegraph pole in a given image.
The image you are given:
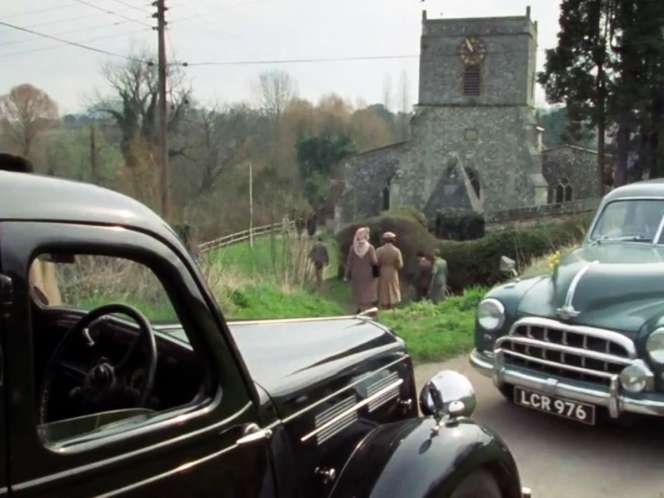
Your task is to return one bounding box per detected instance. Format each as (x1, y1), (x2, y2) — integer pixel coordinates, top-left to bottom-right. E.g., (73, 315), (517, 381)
(153, 0), (170, 221)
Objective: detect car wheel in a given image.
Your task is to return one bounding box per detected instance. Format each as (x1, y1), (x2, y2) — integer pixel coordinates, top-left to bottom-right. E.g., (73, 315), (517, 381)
(449, 468), (502, 498)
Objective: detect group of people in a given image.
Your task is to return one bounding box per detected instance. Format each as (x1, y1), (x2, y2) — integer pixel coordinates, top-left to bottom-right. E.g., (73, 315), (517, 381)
(344, 227), (448, 312)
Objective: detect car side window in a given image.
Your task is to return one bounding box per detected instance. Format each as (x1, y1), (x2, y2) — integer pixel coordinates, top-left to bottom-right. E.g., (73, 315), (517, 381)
(29, 252), (209, 449)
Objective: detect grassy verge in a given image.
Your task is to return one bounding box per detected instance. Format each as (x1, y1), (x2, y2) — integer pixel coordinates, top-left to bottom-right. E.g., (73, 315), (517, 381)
(379, 287), (486, 363)
(226, 283), (345, 320)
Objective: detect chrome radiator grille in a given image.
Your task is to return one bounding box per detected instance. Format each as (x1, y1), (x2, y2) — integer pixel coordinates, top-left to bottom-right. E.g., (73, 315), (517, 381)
(495, 318), (636, 386)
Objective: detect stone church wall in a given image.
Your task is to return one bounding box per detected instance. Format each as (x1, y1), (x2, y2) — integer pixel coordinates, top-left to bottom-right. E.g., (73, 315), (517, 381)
(542, 146), (603, 203)
(391, 105), (546, 217)
(337, 142), (408, 223)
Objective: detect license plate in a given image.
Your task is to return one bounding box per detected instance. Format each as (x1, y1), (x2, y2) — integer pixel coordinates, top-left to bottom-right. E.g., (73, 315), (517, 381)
(514, 387), (596, 425)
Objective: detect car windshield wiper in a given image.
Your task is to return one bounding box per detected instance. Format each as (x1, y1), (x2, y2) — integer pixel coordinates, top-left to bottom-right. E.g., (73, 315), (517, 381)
(595, 234), (652, 244)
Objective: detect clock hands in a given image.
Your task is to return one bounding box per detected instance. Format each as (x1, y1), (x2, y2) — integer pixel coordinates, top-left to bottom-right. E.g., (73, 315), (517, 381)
(465, 38), (474, 53)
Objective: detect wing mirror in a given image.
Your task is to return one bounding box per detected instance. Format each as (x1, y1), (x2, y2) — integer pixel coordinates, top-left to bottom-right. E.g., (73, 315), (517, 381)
(419, 370), (476, 424)
(500, 255), (518, 278)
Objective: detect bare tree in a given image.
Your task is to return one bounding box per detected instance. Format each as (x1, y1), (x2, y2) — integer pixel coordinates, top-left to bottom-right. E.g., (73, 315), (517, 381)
(0, 83), (58, 158)
(256, 69), (297, 123)
(92, 51), (190, 205)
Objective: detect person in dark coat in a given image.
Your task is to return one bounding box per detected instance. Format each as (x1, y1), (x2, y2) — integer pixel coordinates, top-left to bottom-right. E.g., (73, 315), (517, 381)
(415, 251), (433, 301)
(309, 237), (329, 290)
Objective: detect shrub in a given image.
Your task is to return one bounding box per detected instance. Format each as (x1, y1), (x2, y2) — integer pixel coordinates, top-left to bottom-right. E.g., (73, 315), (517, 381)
(439, 214), (592, 290)
(434, 209), (485, 240)
(338, 212), (592, 291)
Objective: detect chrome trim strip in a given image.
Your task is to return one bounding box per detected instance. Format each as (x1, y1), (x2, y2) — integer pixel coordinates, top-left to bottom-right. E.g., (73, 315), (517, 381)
(281, 355), (408, 424)
(498, 349), (617, 380)
(496, 336), (631, 366)
(13, 401), (252, 491)
(558, 261), (598, 318)
(300, 378), (404, 443)
(95, 444), (238, 497)
(227, 314), (372, 326)
(509, 317), (636, 358)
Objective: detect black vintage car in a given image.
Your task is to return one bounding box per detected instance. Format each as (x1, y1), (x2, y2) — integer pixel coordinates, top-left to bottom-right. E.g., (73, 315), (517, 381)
(0, 171), (528, 497)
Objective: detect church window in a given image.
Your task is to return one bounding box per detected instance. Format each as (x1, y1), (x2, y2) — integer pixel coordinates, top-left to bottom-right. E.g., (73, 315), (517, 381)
(463, 65), (481, 96)
(555, 178), (573, 203)
(382, 185), (391, 211)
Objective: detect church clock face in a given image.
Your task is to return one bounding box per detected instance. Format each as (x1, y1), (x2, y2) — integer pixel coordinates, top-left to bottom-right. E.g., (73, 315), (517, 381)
(458, 36), (487, 65)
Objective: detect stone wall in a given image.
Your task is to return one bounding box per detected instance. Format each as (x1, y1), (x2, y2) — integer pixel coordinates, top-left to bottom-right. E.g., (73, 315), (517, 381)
(485, 197), (600, 231)
(390, 105), (547, 217)
(542, 146), (603, 203)
(337, 142), (408, 223)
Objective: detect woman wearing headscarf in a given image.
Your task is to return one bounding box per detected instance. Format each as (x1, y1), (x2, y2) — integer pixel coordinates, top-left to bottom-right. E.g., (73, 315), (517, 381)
(345, 227), (377, 312)
(376, 232), (403, 309)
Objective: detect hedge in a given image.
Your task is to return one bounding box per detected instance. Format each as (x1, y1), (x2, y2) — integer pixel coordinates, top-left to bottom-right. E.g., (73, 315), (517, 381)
(337, 211), (592, 291)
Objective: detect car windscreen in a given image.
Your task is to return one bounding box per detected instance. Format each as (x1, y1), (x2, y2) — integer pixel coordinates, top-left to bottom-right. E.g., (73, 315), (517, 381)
(590, 199), (664, 243)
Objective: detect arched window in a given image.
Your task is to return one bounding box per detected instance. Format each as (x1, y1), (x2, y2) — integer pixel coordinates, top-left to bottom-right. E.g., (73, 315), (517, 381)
(463, 65), (481, 96)
(555, 178), (573, 203)
(382, 185), (390, 211)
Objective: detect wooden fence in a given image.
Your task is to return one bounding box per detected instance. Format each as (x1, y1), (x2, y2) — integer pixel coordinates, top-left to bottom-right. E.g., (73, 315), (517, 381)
(199, 221), (295, 253)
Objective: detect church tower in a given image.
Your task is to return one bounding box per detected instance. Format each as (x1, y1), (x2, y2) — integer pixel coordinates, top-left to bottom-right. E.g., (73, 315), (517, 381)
(336, 8), (550, 227)
(390, 7), (548, 218)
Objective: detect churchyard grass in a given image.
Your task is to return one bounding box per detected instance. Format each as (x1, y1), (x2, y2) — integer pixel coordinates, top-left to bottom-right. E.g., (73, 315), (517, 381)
(379, 287), (487, 363)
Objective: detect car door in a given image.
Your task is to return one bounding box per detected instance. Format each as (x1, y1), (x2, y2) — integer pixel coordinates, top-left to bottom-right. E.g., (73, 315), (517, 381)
(1, 221), (278, 498)
(0, 245), (9, 498)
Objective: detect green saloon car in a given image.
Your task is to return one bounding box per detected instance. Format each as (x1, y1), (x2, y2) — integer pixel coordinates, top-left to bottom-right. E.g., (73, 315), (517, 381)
(470, 179), (664, 425)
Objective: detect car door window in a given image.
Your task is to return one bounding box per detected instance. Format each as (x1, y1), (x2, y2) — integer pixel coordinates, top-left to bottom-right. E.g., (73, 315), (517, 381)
(30, 252), (208, 448)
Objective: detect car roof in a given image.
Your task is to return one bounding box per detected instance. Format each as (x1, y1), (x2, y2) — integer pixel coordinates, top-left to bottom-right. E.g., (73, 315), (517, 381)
(0, 171), (179, 244)
(602, 179), (664, 203)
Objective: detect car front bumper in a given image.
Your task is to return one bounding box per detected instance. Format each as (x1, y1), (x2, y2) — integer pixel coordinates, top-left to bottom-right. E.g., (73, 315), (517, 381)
(470, 349), (664, 419)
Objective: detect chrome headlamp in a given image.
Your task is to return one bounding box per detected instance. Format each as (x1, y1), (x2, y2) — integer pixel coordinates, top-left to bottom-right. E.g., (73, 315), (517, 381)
(619, 360), (654, 393)
(477, 298), (505, 331)
(646, 328), (664, 365)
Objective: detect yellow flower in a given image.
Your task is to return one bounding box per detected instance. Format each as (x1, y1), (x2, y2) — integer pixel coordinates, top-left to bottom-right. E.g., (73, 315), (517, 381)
(547, 250), (561, 271)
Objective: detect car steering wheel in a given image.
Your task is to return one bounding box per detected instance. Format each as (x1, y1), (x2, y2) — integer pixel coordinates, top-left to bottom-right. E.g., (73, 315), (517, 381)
(39, 304), (157, 425)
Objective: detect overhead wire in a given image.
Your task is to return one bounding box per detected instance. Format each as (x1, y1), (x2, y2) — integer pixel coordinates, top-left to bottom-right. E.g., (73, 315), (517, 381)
(71, 0), (152, 28)
(0, 20), (132, 49)
(0, 20), (152, 63)
(174, 54), (420, 67)
(1, 3), (78, 21)
(106, 0), (151, 14)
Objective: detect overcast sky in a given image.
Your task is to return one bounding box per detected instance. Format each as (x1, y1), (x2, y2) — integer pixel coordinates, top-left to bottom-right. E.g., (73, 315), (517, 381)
(0, 0), (562, 114)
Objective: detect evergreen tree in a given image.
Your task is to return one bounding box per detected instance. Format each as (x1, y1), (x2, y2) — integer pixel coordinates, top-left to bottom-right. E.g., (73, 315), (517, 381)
(538, 0), (614, 188)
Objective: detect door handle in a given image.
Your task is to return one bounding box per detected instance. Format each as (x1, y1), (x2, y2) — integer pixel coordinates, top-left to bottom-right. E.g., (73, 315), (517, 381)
(236, 423), (272, 446)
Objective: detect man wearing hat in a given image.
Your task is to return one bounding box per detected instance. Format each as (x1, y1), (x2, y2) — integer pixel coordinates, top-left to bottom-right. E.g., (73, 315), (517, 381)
(376, 231), (403, 309)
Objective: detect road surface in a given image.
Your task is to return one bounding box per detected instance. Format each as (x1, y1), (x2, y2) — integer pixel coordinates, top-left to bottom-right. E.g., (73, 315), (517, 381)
(415, 357), (664, 498)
